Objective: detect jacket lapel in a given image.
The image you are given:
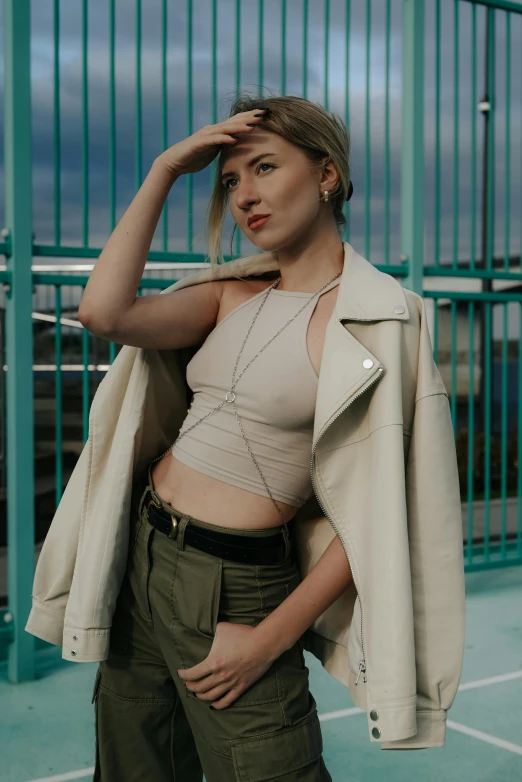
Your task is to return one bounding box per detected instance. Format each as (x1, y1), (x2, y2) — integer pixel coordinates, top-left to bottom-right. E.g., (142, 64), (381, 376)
(310, 244), (410, 448)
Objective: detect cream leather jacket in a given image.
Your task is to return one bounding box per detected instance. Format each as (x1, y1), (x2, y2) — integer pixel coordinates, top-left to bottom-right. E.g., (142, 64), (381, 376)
(25, 241), (465, 749)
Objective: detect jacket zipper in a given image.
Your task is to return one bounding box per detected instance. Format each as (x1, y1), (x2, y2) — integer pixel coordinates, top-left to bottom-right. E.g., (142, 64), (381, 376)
(309, 364), (384, 686)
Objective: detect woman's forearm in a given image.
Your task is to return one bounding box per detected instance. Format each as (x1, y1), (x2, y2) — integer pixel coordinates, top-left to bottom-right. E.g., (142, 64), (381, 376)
(78, 156), (178, 329)
(253, 534), (353, 663)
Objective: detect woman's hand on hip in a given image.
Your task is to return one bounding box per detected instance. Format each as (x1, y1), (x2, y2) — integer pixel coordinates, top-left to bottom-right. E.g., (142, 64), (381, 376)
(177, 621), (275, 709)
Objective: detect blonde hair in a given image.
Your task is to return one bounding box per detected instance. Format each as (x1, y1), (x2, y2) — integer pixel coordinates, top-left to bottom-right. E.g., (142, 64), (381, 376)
(203, 91), (351, 276)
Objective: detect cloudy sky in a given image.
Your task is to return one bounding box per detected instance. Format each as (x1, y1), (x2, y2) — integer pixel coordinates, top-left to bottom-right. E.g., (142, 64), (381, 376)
(0, 0), (521, 268)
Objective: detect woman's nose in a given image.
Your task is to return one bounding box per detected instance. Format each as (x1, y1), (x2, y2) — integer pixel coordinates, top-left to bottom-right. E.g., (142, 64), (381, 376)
(235, 185), (260, 209)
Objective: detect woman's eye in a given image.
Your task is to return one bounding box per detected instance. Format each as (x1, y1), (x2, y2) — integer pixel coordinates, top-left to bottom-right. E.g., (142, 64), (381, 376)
(224, 163), (274, 190)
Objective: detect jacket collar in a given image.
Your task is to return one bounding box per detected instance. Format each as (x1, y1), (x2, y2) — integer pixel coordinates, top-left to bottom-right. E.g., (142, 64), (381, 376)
(161, 242), (410, 324)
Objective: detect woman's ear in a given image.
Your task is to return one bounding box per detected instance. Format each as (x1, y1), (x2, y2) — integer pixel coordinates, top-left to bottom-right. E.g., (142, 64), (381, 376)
(320, 156), (341, 193)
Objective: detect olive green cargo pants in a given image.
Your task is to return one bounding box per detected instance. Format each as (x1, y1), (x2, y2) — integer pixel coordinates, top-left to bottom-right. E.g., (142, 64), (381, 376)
(92, 472), (332, 781)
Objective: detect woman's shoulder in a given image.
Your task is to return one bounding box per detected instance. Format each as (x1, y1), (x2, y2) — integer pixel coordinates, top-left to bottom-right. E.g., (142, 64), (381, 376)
(221, 270), (279, 294)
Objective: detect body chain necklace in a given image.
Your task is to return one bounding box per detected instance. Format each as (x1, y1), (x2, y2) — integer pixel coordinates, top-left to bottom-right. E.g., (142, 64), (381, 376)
(149, 268), (343, 527)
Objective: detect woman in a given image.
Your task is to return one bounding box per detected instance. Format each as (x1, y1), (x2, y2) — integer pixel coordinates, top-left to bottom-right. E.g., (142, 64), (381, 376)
(26, 95), (465, 779)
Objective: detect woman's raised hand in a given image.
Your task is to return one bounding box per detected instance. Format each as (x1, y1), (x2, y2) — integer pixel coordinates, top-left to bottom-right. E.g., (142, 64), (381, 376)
(157, 109), (268, 178)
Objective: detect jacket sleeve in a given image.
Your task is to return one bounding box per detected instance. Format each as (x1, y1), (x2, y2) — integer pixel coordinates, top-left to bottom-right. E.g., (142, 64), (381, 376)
(380, 388), (466, 749)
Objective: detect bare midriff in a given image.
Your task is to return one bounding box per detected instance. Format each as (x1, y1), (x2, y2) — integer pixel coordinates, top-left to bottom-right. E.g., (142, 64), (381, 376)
(150, 276), (340, 530)
(151, 453), (299, 529)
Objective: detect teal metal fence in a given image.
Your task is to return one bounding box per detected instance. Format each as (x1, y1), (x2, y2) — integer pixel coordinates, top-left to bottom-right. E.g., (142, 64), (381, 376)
(1, 0), (521, 680)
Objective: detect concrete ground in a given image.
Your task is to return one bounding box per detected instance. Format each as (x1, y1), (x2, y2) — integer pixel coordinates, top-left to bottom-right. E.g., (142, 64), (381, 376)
(2, 564), (521, 782)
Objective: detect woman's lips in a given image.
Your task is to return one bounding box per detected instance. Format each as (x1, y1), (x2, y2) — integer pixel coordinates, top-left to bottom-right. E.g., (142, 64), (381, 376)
(249, 215), (271, 230)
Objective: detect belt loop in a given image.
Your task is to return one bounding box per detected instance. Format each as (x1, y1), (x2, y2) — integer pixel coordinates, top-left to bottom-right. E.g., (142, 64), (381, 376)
(137, 482), (151, 520)
(176, 516), (191, 550)
(281, 522), (291, 560)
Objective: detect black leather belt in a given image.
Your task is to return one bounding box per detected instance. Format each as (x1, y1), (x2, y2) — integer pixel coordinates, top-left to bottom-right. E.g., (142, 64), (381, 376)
(143, 488), (290, 565)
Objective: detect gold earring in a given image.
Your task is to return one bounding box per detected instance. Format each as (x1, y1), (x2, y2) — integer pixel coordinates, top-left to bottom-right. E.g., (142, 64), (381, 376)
(322, 190), (329, 202)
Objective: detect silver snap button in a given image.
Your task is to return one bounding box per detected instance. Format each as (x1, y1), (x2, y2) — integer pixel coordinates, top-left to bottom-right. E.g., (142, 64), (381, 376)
(71, 650), (77, 656)
(372, 727), (381, 738)
(370, 709), (379, 721)
(362, 358), (374, 369)
(394, 305), (405, 314)
(72, 635), (78, 641)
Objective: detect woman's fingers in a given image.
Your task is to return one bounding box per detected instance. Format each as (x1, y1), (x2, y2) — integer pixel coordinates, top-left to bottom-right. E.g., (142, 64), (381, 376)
(216, 109), (267, 132)
(186, 673), (233, 694)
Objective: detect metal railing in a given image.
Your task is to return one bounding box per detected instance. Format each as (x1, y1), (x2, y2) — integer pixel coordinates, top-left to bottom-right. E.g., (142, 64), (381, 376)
(1, 0), (521, 680)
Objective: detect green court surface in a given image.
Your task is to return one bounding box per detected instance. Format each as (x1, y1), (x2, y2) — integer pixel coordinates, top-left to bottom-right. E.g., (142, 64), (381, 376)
(2, 565), (521, 782)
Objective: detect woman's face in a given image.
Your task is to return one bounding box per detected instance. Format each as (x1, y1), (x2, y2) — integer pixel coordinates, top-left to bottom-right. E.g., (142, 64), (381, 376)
(220, 128), (337, 252)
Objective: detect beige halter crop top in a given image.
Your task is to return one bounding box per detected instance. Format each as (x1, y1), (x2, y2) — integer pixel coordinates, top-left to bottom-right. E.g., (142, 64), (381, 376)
(171, 276), (341, 508)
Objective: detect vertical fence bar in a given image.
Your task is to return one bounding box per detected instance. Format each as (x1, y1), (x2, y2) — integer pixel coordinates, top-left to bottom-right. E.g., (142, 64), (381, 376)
(364, 0), (371, 260)
(135, 0), (142, 192)
(486, 8), (495, 272)
(109, 0), (116, 232)
(453, 0), (460, 269)
(434, 0), (441, 267)
(161, 0), (168, 252)
(324, 0), (329, 111)
(450, 299), (457, 429)
(3, 0), (35, 682)
(518, 303), (522, 558)
(82, 306), (89, 443)
(187, 0), (193, 253)
(384, 0), (391, 265)
(108, 0), (117, 381)
(234, 0), (241, 258)
(303, 0), (308, 98)
(500, 303), (508, 559)
(344, 0), (350, 242)
(55, 286), (62, 505)
(53, 0), (61, 248)
(483, 300), (492, 561)
(258, 0), (264, 97)
(82, 0), (89, 247)
(433, 295), (439, 357)
(401, 0), (424, 293)
(470, 2), (477, 270)
(282, 0), (287, 97)
(504, 12), (510, 270)
(467, 301), (475, 564)
(209, 0), (218, 192)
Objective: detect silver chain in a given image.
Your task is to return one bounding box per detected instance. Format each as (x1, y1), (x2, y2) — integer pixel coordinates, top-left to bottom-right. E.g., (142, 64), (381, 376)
(150, 269), (342, 526)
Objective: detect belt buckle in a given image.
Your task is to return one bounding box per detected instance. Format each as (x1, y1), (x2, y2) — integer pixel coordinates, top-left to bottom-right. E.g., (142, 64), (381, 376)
(148, 496), (179, 540)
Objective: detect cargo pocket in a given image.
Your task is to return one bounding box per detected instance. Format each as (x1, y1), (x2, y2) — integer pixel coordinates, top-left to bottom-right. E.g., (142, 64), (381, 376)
(173, 551), (223, 639)
(229, 709), (323, 782)
(173, 553), (224, 701)
(91, 668), (102, 781)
